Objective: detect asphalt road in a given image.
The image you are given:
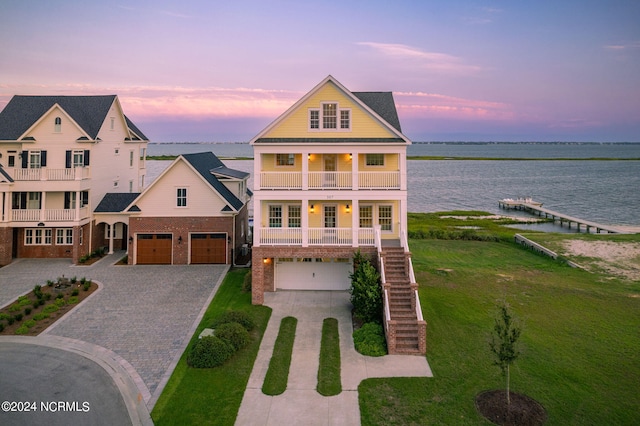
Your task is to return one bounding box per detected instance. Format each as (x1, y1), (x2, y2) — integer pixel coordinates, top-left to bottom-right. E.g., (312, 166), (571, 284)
(0, 342), (131, 426)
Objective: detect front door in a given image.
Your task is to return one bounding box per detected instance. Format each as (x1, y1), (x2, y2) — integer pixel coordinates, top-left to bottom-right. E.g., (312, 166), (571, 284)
(323, 205), (337, 243)
(323, 154), (336, 187)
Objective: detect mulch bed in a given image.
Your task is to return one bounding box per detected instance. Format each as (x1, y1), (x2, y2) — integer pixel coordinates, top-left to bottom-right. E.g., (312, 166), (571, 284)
(0, 280), (97, 336)
(475, 389), (547, 425)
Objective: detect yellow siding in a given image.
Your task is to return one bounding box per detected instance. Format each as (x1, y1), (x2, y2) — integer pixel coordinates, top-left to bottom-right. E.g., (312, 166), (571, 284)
(136, 160), (227, 216)
(260, 153), (302, 171)
(264, 82), (397, 139)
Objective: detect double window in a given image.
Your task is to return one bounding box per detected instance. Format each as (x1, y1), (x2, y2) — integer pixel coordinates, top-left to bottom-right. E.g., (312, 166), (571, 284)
(309, 102), (351, 131)
(25, 229), (52, 245)
(268, 204), (301, 228)
(365, 154), (385, 166)
(359, 204), (393, 231)
(276, 153), (295, 166)
(56, 229), (73, 245)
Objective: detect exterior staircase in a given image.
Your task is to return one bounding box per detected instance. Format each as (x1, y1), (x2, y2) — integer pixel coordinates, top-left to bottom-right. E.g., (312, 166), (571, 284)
(380, 245), (426, 355)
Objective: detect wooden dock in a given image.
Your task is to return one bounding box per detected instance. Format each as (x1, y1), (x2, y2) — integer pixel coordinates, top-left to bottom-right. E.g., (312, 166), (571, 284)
(498, 198), (627, 234)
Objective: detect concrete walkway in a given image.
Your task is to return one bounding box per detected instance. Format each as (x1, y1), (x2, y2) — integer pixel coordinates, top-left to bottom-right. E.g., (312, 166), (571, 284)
(236, 291), (433, 426)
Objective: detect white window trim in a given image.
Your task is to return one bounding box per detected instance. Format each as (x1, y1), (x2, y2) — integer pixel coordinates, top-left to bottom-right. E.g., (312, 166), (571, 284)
(56, 228), (73, 245)
(275, 153), (295, 167)
(378, 204), (394, 233)
(365, 153), (385, 167)
(25, 228), (52, 245)
(176, 187), (188, 208)
(308, 102), (351, 132)
(268, 204), (283, 228)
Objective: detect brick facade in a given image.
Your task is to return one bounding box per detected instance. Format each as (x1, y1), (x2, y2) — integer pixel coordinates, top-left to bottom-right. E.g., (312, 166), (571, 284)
(250, 245), (377, 305)
(128, 214), (251, 265)
(0, 227), (12, 266)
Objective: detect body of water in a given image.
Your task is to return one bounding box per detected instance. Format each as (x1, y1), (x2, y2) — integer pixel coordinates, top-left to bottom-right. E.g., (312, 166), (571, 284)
(147, 142), (640, 228)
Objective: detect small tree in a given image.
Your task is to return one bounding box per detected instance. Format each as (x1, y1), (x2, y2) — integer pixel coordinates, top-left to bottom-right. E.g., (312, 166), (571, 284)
(489, 302), (521, 406)
(349, 253), (382, 323)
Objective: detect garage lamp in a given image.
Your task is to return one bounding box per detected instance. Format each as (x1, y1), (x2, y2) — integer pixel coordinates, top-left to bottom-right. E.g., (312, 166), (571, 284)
(178, 236), (182, 244)
(128, 236), (133, 244)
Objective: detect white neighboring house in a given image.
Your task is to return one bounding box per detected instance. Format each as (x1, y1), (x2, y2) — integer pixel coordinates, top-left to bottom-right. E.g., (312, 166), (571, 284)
(0, 95), (147, 265)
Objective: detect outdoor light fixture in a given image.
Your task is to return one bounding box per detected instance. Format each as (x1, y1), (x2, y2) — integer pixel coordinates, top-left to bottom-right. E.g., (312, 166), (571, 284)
(178, 236), (182, 244)
(349, 153), (352, 160)
(346, 204), (350, 212)
(263, 258), (270, 264)
(128, 236), (133, 244)
(310, 204), (315, 213)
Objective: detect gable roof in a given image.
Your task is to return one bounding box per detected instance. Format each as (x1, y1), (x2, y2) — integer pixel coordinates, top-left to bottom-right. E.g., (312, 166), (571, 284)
(181, 152), (246, 211)
(94, 193), (141, 213)
(250, 75), (410, 144)
(0, 165), (14, 183)
(0, 95), (148, 141)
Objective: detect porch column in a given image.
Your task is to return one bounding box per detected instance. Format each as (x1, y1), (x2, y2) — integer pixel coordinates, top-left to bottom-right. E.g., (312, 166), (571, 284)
(302, 199), (309, 247)
(351, 199), (359, 247)
(2, 191), (8, 222)
(352, 153), (358, 190)
(108, 223), (114, 254)
(75, 191), (81, 220)
(400, 151), (407, 191)
(253, 199), (262, 247)
(302, 151), (309, 190)
(39, 192), (46, 221)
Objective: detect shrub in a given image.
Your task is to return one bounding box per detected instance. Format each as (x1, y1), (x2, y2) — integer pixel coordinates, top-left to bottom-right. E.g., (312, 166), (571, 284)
(32, 301), (40, 309)
(187, 336), (234, 368)
(24, 307), (32, 316)
(0, 313), (10, 321)
(15, 325), (29, 335)
(349, 257), (382, 324)
(18, 296), (31, 307)
(211, 311), (255, 331)
(55, 293), (64, 300)
(34, 285), (43, 299)
(67, 296), (79, 305)
(242, 271), (252, 292)
(33, 312), (49, 321)
(80, 277), (86, 284)
(43, 304), (59, 314)
(215, 322), (250, 351)
(14, 313), (23, 322)
(83, 281), (91, 291)
(38, 299), (45, 306)
(24, 319), (36, 329)
(44, 293), (52, 301)
(71, 288), (79, 296)
(54, 298), (66, 307)
(71, 276), (77, 284)
(8, 304), (20, 312)
(7, 317), (15, 325)
(353, 322), (387, 357)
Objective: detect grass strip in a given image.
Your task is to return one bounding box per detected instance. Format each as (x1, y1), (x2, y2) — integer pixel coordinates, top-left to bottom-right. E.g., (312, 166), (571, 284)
(151, 269), (271, 426)
(317, 317), (342, 396)
(262, 316), (297, 395)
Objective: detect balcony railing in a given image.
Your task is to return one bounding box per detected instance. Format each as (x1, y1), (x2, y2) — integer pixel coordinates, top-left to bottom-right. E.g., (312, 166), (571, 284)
(258, 171), (400, 190)
(12, 167), (90, 181)
(257, 227), (376, 246)
(11, 207), (89, 222)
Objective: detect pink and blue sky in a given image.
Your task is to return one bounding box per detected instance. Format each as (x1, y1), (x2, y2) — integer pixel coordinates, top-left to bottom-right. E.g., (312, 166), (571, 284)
(1, 0), (639, 142)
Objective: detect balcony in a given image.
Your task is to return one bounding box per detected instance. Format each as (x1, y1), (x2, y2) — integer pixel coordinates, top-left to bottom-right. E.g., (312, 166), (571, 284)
(257, 227), (375, 246)
(10, 207), (89, 222)
(258, 171), (400, 190)
(12, 167), (90, 181)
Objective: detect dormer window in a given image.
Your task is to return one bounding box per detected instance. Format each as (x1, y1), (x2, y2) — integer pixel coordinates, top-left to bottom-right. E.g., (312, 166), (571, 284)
(309, 102), (350, 131)
(54, 117), (62, 132)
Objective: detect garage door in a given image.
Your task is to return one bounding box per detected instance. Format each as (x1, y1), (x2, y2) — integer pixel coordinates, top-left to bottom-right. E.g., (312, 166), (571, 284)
(276, 258), (352, 290)
(137, 234), (172, 264)
(190, 233), (227, 264)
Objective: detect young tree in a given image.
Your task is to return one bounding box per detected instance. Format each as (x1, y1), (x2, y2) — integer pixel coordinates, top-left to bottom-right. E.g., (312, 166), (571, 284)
(489, 302), (522, 406)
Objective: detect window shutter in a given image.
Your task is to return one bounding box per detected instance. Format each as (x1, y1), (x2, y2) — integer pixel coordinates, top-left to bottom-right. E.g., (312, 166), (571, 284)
(40, 150), (47, 167)
(84, 150), (90, 166)
(65, 150), (72, 168)
(20, 193), (26, 209)
(64, 192), (70, 209)
(21, 151), (28, 168)
(82, 191), (88, 206)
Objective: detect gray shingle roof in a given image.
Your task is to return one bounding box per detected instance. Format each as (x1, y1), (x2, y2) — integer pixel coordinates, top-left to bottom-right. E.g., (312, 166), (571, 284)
(0, 95), (148, 141)
(182, 152), (246, 212)
(95, 193), (141, 213)
(0, 165), (13, 183)
(353, 92), (402, 133)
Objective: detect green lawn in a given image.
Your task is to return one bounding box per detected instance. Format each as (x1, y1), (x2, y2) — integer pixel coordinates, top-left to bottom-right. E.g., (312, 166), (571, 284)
(151, 269), (271, 426)
(262, 316), (297, 395)
(360, 237), (640, 425)
(317, 317), (342, 396)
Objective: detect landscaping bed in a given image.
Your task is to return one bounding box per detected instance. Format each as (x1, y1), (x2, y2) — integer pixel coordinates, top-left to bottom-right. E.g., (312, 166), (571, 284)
(0, 277), (97, 336)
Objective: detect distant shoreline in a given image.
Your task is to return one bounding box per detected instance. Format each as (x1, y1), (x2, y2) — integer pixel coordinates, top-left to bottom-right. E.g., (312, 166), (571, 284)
(146, 154), (640, 161)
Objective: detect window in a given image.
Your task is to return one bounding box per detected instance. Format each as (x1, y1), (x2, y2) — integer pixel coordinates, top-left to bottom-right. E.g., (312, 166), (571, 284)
(177, 188), (187, 207)
(288, 205), (301, 228)
(54, 117), (61, 132)
(129, 151), (134, 167)
(29, 151), (41, 169)
(113, 180), (119, 188)
(64, 192), (77, 209)
(379, 205), (393, 231)
(27, 192), (40, 209)
(56, 229), (73, 245)
(359, 205), (373, 228)
(140, 147), (146, 160)
(309, 110), (319, 129)
(129, 180), (134, 193)
(268, 205), (282, 228)
(8, 155), (15, 167)
(73, 150), (84, 168)
(366, 154), (385, 166)
(25, 228), (52, 245)
(81, 191), (89, 208)
(340, 110), (350, 129)
(276, 154), (295, 166)
(324, 205), (337, 228)
(110, 117), (115, 130)
(115, 148), (120, 155)
(323, 103), (337, 129)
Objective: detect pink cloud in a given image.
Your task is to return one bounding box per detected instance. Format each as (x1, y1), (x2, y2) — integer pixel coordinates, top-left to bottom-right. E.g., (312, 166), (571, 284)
(394, 91), (514, 121)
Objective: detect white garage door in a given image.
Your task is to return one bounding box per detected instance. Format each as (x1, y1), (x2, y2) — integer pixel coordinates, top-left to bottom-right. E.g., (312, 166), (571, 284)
(276, 258), (352, 290)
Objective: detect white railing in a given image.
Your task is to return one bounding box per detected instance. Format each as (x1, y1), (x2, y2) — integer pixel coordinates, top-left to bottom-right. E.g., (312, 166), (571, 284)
(13, 167), (90, 181)
(415, 288), (424, 322)
(408, 257), (417, 286)
(259, 228), (303, 245)
(257, 171), (400, 189)
(45, 209), (75, 221)
(308, 228), (352, 245)
(359, 171), (400, 189)
(260, 172), (302, 189)
(11, 209), (40, 221)
(383, 288), (391, 332)
(358, 228), (375, 245)
(308, 172), (352, 189)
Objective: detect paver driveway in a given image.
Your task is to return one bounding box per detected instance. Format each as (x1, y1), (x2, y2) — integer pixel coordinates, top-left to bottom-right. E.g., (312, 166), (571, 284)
(0, 251), (228, 407)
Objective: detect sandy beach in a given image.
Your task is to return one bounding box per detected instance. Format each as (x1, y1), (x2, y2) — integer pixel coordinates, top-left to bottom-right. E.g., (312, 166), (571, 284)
(563, 240), (640, 281)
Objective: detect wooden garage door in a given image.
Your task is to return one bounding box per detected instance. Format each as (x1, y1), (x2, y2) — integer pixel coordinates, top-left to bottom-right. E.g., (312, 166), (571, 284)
(137, 234), (172, 264)
(190, 233), (226, 264)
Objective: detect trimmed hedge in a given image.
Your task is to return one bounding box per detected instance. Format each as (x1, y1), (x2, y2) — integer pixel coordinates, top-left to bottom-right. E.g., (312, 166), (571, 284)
(211, 310), (256, 331)
(215, 322), (250, 351)
(187, 336), (234, 368)
(353, 322), (387, 356)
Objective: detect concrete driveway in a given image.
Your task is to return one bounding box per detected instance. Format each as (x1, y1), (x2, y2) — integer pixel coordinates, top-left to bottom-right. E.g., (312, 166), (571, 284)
(0, 251), (229, 422)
